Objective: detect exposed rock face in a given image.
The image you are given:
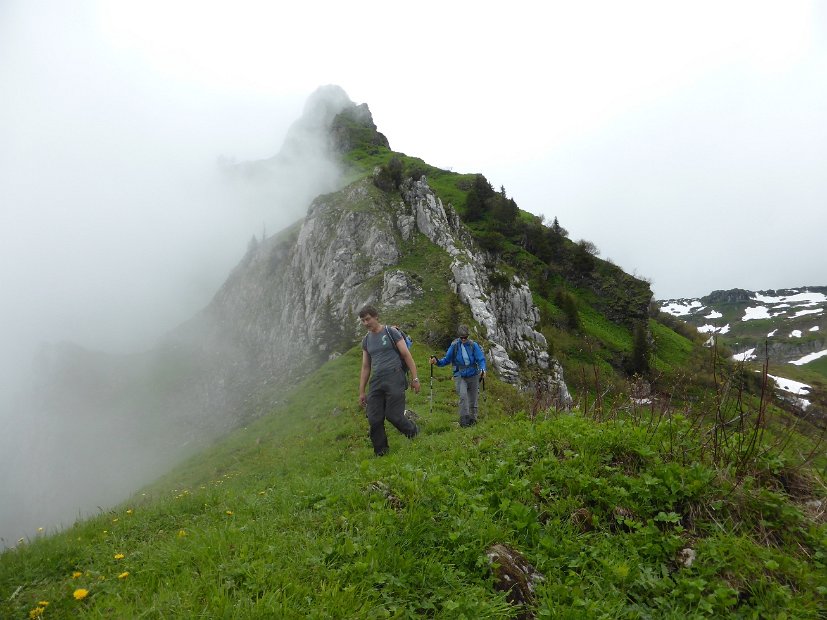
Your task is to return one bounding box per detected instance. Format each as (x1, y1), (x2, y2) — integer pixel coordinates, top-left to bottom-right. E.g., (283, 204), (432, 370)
(170, 172), (573, 425)
(382, 270), (423, 308)
(402, 176), (572, 406)
(705, 288), (754, 305)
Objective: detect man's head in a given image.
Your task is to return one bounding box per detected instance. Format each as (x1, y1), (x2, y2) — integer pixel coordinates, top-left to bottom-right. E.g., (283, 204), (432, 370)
(457, 324), (470, 340)
(359, 305), (380, 331)
(358, 305), (379, 320)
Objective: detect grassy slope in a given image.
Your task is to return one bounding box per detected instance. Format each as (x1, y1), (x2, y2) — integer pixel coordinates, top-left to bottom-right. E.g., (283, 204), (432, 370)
(5, 141), (825, 618)
(2, 342), (825, 618)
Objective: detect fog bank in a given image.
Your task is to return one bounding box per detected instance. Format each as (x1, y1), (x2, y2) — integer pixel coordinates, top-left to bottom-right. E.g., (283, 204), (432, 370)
(0, 6), (350, 542)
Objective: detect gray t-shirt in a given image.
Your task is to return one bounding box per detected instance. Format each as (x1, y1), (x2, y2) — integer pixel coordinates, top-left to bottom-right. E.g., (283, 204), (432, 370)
(363, 326), (405, 377)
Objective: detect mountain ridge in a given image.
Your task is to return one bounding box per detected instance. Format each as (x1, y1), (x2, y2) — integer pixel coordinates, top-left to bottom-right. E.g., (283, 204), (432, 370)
(2, 87), (826, 618)
(658, 285), (826, 421)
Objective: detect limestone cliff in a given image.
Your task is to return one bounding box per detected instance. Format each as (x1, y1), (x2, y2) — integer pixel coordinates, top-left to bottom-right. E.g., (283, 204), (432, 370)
(170, 167), (573, 428)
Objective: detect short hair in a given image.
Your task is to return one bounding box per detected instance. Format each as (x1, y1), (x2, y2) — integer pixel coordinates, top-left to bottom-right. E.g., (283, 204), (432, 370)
(457, 324), (470, 338)
(358, 305), (379, 319)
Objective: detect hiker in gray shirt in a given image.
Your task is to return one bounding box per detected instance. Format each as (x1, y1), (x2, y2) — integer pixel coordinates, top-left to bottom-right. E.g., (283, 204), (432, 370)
(358, 305), (420, 456)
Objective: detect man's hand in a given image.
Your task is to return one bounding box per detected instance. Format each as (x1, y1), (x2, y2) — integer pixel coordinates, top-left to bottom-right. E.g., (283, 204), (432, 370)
(429, 356), (437, 365)
(412, 380), (421, 394)
(359, 392), (367, 408)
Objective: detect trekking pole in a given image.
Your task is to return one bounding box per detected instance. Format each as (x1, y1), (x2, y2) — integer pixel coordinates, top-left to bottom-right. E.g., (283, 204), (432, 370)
(429, 359), (434, 415)
(480, 374), (485, 417)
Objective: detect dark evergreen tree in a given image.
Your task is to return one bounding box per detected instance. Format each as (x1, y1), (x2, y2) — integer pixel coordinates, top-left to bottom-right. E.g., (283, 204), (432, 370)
(573, 239), (597, 274)
(318, 296), (346, 358)
(387, 155), (404, 188)
(472, 174), (495, 200)
(628, 321), (651, 375)
(465, 188), (484, 221)
(551, 217), (568, 238)
(555, 288), (580, 330)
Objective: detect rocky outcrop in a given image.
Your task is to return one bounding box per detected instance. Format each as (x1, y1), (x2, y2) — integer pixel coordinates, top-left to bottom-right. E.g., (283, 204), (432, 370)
(486, 543), (544, 619)
(167, 171), (574, 425)
(402, 177), (572, 406)
(704, 288), (754, 305)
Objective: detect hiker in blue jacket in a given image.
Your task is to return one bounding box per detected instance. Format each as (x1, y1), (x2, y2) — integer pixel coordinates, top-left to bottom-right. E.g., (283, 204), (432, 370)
(430, 325), (486, 427)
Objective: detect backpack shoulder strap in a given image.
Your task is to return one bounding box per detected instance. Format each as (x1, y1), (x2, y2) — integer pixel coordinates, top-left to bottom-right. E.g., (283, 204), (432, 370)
(386, 326), (403, 355)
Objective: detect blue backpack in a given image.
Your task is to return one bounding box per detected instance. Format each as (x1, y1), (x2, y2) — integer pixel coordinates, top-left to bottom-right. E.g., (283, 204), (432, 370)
(452, 338), (479, 372)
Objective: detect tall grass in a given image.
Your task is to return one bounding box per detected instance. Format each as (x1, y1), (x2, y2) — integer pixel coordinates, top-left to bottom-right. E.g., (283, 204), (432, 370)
(2, 342), (825, 618)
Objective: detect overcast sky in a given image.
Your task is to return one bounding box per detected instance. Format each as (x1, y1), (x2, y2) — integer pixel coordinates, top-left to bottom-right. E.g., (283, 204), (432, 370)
(2, 0), (826, 371)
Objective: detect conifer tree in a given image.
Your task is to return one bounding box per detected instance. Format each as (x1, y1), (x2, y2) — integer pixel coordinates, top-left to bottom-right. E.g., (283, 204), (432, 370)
(629, 321), (651, 375)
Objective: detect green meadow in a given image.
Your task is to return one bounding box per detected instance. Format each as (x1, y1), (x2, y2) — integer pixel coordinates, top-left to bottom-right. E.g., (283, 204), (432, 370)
(2, 343), (825, 619)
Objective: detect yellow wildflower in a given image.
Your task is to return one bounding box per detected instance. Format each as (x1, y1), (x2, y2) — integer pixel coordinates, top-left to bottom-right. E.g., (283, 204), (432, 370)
(73, 588), (89, 600)
(177, 529), (187, 538)
(225, 510), (234, 516)
(126, 509), (133, 515)
(112, 518), (119, 523)
(72, 571), (83, 579)
(114, 553), (125, 560)
(37, 527), (44, 533)
(38, 601), (49, 606)
(29, 607), (45, 619)
(118, 571), (129, 579)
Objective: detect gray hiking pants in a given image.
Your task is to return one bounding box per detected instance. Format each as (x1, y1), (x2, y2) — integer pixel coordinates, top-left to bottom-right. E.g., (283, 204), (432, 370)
(454, 373), (480, 427)
(366, 368), (417, 455)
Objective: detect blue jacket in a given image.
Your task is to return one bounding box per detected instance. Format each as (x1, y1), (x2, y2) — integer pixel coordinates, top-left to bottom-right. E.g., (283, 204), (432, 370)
(435, 339), (486, 378)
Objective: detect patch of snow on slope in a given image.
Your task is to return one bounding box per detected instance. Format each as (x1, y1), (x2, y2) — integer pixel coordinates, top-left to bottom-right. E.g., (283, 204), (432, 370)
(793, 308), (824, 318)
(811, 326), (821, 332)
(789, 350), (827, 366)
(704, 310), (723, 319)
(754, 292), (827, 305)
(768, 329), (778, 337)
(661, 300), (702, 316)
(742, 306), (771, 321)
(697, 324), (730, 334)
(733, 348), (756, 362)
(790, 330), (803, 338)
(767, 374), (811, 395)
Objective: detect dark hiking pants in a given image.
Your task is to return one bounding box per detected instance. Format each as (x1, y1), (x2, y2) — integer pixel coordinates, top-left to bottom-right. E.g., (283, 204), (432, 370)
(455, 373), (480, 427)
(366, 368), (418, 455)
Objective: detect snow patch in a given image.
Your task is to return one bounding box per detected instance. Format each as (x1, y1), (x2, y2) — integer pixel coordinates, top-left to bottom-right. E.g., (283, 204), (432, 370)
(790, 330), (802, 338)
(732, 348), (756, 362)
(742, 306), (771, 321)
(704, 310), (723, 319)
(697, 323), (730, 334)
(793, 308), (824, 318)
(789, 349), (827, 366)
(767, 373), (811, 395)
(767, 329), (777, 337)
(661, 300), (702, 316)
(754, 292), (827, 305)
(810, 326), (820, 332)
